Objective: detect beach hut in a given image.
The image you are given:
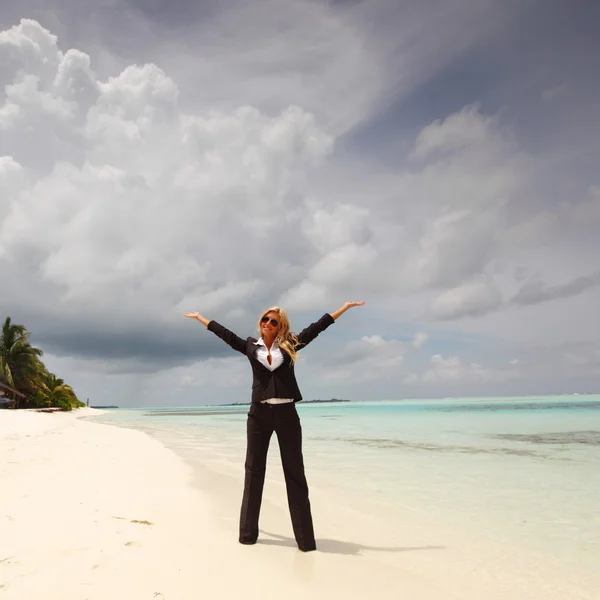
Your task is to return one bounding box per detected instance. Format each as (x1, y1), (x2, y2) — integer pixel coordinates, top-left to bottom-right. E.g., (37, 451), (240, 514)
(0, 382), (26, 409)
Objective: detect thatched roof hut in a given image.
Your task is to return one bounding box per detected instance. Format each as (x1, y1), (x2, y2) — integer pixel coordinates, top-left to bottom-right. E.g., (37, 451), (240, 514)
(0, 382), (26, 409)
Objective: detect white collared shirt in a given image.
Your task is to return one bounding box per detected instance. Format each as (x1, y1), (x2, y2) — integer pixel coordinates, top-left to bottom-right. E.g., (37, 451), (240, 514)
(253, 338), (294, 404)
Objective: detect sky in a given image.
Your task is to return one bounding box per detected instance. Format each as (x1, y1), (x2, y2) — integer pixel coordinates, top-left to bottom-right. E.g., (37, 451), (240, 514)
(1, 0), (599, 407)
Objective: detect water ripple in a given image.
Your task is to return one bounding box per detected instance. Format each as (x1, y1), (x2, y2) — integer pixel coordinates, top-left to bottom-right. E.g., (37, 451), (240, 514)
(491, 431), (600, 445)
(310, 436), (552, 458)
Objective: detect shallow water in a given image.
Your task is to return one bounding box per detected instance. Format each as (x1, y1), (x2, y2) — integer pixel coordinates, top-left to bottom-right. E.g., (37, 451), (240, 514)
(92, 394), (600, 583)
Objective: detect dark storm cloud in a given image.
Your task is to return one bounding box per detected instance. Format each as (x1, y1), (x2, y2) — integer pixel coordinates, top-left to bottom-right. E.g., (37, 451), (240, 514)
(29, 320), (234, 366)
(0, 257), (237, 367)
(511, 272), (600, 307)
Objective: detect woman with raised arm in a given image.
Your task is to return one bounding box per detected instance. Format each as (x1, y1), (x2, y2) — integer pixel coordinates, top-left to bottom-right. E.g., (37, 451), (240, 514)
(184, 301), (365, 552)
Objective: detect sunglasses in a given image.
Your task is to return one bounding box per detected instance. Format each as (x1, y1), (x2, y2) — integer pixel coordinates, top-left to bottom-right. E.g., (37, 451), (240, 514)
(261, 316), (279, 327)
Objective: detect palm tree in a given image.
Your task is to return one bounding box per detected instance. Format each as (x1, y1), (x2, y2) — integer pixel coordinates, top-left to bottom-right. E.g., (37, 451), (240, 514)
(0, 317), (45, 405)
(35, 373), (79, 411)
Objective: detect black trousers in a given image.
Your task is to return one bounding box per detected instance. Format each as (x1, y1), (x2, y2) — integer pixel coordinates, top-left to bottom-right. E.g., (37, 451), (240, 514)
(239, 402), (316, 551)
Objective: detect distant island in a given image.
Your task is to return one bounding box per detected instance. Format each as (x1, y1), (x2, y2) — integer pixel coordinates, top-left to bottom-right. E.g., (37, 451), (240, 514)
(304, 398), (350, 404)
(90, 405), (119, 409)
(221, 398), (350, 406)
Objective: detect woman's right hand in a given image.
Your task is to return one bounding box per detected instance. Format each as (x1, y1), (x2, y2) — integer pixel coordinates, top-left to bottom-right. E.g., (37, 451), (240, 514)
(184, 312), (210, 326)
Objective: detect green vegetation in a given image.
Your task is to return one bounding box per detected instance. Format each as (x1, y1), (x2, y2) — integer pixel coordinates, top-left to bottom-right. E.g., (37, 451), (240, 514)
(0, 317), (85, 411)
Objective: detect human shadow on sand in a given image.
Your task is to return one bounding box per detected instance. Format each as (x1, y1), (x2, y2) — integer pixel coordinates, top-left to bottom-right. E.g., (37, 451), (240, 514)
(258, 531), (445, 556)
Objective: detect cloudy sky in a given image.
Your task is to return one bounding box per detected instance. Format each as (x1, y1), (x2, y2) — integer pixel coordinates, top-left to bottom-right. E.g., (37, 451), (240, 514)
(1, 0), (599, 407)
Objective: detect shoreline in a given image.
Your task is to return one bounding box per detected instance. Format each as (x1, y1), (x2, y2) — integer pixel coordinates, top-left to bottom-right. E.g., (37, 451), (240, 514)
(1, 408), (597, 600)
(1, 409), (453, 600)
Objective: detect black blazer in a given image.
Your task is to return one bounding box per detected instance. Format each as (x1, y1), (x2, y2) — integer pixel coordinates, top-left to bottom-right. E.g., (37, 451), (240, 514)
(207, 313), (335, 403)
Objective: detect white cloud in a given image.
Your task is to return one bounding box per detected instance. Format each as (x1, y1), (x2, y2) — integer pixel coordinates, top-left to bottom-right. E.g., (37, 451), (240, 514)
(277, 103), (535, 312)
(542, 83), (568, 102)
(0, 102), (22, 129)
(7, 74), (76, 119)
(430, 280), (503, 320)
(177, 280), (261, 316)
(302, 204), (372, 254)
(324, 335), (407, 383)
(0, 19), (62, 84)
(0, 45), (333, 316)
(281, 242), (377, 311)
(85, 64), (178, 146)
(410, 104), (498, 161)
(416, 354), (490, 383)
(412, 332), (428, 349)
(0, 155), (23, 180)
(403, 352), (525, 387)
(171, 357), (248, 391)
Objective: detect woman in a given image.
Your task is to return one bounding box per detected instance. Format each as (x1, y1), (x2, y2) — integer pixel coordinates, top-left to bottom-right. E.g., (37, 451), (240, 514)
(184, 301), (365, 552)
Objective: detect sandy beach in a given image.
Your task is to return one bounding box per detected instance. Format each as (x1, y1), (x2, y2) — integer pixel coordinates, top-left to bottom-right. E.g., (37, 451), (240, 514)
(0, 409), (449, 600)
(1, 408), (596, 600)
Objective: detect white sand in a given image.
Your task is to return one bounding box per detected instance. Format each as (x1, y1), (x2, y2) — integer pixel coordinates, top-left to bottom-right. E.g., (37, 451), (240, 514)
(1, 409), (595, 600)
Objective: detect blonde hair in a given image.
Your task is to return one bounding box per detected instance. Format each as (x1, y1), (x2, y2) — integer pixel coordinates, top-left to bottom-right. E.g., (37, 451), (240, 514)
(257, 306), (299, 364)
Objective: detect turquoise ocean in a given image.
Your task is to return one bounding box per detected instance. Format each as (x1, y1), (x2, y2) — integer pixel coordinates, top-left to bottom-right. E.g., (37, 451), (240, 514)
(90, 394), (600, 588)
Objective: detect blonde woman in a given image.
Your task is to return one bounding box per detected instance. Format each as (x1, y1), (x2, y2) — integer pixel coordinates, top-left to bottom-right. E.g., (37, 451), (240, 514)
(184, 301), (365, 552)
